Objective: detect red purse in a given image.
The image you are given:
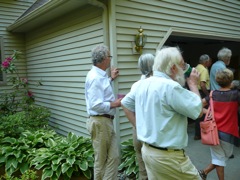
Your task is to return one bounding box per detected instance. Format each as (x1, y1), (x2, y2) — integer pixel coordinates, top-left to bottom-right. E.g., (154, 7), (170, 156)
(200, 91), (220, 146)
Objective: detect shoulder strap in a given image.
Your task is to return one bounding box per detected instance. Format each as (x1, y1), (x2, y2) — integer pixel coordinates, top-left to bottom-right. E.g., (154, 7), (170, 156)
(209, 91), (215, 120)
(204, 91), (215, 121)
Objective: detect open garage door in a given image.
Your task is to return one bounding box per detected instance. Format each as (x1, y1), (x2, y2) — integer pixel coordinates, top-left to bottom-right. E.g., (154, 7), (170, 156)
(164, 35), (240, 79)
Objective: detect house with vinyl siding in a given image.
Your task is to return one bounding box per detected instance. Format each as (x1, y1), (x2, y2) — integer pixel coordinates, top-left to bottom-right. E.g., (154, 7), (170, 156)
(1, 0), (240, 146)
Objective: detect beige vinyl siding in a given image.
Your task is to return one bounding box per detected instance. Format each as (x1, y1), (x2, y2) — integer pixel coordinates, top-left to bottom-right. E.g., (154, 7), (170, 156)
(0, 1), (35, 91)
(25, 5), (103, 137)
(115, 0), (240, 141)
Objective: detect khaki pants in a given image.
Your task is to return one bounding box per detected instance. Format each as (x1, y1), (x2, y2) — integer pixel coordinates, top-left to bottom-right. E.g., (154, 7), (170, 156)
(86, 116), (119, 180)
(133, 128), (148, 180)
(142, 143), (201, 180)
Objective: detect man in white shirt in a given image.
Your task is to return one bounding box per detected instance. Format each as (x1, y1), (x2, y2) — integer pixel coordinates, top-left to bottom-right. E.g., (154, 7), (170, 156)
(85, 44), (122, 180)
(121, 47), (203, 179)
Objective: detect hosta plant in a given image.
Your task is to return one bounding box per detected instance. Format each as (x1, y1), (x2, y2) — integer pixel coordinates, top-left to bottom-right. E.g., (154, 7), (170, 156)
(30, 132), (94, 180)
(118, 139), (139, 179)
(0, 129), (58, 176)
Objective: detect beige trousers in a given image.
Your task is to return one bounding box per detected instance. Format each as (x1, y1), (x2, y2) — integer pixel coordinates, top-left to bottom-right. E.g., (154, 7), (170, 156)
(86, 116), (119, 180)
(133, 128), (148, 180)
(142, 143), (201, 180)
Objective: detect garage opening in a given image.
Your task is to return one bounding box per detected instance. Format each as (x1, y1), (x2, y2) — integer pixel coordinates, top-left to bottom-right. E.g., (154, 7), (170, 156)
(164, 35), (240, 79)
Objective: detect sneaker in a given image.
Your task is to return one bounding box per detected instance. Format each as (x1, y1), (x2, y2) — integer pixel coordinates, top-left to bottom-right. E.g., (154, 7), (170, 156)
(198, 170), (207, 180)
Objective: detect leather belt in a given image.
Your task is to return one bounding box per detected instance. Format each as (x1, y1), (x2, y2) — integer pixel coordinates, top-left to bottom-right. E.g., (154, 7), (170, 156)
(91, 114), (114, 120)
(148, 144), (183, 152)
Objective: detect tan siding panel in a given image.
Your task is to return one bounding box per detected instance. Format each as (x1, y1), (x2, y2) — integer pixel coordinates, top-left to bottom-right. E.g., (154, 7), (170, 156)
(0, 1), (35, 97)
(26, 6), (103, 137)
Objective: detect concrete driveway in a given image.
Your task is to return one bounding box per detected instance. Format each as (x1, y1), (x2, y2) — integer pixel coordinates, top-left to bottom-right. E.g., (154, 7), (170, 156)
(186, 123), (240, 180)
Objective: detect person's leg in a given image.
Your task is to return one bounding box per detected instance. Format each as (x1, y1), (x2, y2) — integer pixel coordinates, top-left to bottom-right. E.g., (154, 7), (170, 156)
(207, 140), (233, 180)
(204, 163), (215, 175)
(216, 165), (224, 180)
(133, 128), (148, 180)
(194, 118), (201, 140)
(103, 118), (119, 180)
(86, 117), (109, 180)
(194, 114), (205, 140)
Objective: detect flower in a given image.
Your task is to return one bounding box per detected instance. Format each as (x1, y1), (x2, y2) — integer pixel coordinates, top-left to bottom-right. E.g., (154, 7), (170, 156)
(27, 91), (33, 97)
(5, 57), (13, 62)
(1, 61), (10, 68)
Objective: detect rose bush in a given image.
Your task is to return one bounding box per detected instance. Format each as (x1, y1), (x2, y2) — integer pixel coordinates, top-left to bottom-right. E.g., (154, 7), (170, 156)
(0, 50), (42, 116)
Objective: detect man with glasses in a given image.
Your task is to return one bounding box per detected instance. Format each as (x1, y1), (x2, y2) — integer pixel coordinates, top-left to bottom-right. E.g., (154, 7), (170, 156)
(85, 44), (122, 180)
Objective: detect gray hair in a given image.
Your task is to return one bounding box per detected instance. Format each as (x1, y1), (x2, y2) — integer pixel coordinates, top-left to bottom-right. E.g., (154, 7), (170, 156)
(217, 47), (232, 61)
(199, 54), (210, 63)
(138, 53), (155, 78)
(153, 47), (182, 76)
(91, 44), (109, 65)
(231, 80), (240, 90)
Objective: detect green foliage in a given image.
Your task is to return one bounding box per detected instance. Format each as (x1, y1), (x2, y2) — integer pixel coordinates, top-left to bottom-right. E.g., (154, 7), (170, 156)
(119, 139), (139, 179)
(30, 132), (94, 180)
(0, 50), (43, 116)
(0, 129), (94, 180)
(0, 169), (38, 180)
(0, 105), (50, 139)
(0, 129), (58, 176)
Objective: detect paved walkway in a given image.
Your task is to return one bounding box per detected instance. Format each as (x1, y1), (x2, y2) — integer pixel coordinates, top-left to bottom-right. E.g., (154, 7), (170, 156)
(186, 123), (240, 180)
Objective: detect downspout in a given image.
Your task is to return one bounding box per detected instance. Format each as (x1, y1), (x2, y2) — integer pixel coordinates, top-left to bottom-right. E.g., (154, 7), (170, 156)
(87, 0), (109, 45)
(87, 1), (121, 149)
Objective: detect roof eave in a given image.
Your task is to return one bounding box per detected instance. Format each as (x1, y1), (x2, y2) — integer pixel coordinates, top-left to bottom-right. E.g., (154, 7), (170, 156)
(7, 0), (89, 33)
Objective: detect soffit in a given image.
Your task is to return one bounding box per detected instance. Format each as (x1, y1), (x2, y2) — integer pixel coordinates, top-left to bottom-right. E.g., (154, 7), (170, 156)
(7, 0), (89, 33)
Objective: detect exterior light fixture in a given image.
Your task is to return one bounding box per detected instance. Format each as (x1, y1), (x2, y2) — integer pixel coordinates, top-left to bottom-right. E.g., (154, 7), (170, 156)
(134, 26), (147, 54)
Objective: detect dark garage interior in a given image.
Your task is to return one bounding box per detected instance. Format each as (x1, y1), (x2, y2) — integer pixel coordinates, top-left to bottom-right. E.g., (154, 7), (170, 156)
(164, 35), (240, 80)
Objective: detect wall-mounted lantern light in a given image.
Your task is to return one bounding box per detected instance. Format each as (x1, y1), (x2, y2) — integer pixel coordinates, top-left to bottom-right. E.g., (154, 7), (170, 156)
(134, 26), (147, 54)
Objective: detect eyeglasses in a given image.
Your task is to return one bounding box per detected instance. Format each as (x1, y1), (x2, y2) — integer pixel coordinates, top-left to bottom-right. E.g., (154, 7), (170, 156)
(108, 56), (113, 59)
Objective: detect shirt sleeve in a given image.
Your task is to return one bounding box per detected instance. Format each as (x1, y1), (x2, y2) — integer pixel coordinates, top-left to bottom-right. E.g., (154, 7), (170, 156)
(199, 68), (208, 82)
(169, 85), (202, 120)
(121, 82), (139, 112)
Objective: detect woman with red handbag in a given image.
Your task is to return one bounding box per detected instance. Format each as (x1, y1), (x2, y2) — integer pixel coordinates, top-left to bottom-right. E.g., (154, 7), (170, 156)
(199, 68), (240, 180)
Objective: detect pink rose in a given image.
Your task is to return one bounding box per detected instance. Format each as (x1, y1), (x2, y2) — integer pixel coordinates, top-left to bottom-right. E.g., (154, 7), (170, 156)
(2, 61), (10, 68)
(5, 57), (13, 62)
(27, 91), (33, 97)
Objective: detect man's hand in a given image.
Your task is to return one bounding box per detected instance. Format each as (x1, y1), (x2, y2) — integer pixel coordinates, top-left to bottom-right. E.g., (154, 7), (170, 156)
(111, 67), (119, 80)
(110, 98), (122, 108)
(186, 67), (199, 87)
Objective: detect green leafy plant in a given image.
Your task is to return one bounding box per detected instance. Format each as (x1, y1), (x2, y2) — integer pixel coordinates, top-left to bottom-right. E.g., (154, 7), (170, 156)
(0, 50), (42, 116)
(0, 169), (38, 180)
(0, 105), (50, 139)
(118, 139), (139, 179)
(0, 129), (58, 177)
(30, 132), (94, 180)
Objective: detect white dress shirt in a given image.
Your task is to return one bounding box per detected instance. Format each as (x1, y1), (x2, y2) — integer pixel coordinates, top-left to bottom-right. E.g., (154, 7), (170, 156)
(85, 66), (116, 116)
(121, 71), (202, 149)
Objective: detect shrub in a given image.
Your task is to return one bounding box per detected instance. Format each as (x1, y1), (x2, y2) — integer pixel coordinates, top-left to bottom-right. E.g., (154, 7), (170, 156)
(0, 50), (42, 116)
(0, 105), (50, 139)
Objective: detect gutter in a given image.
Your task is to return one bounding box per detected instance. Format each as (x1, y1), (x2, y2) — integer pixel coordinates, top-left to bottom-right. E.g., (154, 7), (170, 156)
(87, 0), (109, 45)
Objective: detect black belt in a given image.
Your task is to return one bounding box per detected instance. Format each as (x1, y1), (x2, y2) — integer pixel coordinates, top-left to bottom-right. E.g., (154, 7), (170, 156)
(148, 144), (183, 152)
(91, 114), (114, 120)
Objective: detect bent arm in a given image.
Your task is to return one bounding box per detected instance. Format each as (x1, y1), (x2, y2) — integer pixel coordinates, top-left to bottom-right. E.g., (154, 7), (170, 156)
(122, 105), (136, 127)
